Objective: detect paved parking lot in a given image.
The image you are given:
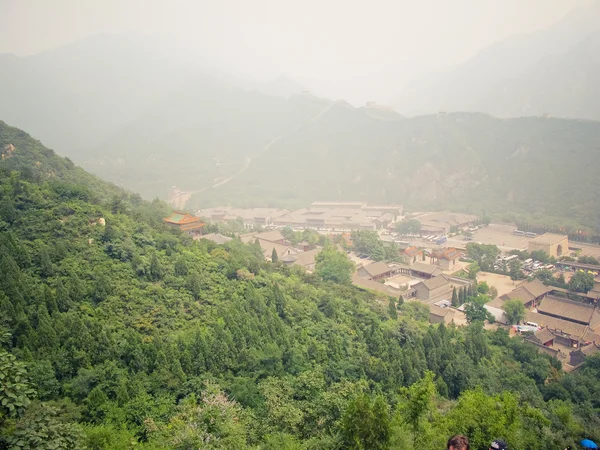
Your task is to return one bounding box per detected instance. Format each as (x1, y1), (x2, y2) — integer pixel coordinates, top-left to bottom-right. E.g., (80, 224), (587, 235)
(573, 242), (600, 259)
(447, 224), (530, 251)
(476, 272), (517, 297)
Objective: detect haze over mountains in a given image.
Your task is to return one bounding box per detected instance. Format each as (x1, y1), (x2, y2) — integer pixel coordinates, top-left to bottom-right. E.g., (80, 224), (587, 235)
(392, 1), (600, 118)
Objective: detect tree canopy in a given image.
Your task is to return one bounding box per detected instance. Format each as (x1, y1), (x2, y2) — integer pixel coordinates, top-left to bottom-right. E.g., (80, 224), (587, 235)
(502, 299), (527, 325)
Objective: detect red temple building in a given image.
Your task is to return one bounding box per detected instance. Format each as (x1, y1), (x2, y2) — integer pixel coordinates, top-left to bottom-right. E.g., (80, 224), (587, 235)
(163, 212), (205, 237)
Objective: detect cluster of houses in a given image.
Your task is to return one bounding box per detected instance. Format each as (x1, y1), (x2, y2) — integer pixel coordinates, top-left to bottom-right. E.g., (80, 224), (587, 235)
(409, 211), (478, 236)
(352, 250), (473, 325)
(163, 211), (324, 270)
(164, 209), (600, 369)
(485, 278), (600, 369)
(197, 202), (403, 231)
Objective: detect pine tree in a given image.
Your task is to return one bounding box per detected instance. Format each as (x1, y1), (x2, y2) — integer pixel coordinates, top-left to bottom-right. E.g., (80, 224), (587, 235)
(388, 298), (398, 320)
(150, 253), (164, 281)
(398, 295), (405, 307)
(39, 249), (54, 278)
(274, 284), (286, 319)
(451, 287), (458, 307)
(271, 247), (279, 263)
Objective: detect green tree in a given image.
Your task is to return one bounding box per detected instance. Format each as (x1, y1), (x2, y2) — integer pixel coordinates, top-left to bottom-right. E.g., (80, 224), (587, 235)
(451, 287), (458, 307)
(387, 298), (398, 320)
(531, 250), (550, 264)
(459, 287), (466, 304)
(444, 389), (526, 450)
(489, 285), (498, 299)
(568, 271), (595, 293)
(174, 257), (188, 276)
(468, 262), (480, 280)
(351, 230), (385, 260)
(464, 296), (493, 324)
(186, 272), (202, 300)
(397, 295), (405, 307)
(149, 252), (164, 280)
(466, 243), (500, 271)
(154, 384), (249, 449)
(502, 299), (526, 325)
(271, 247), (279, 263)
(399, 302), (430, 322)
(477, 281), (490, 295)
(395, 219), (421, 235)
(4, 402), (84, 450)
(509, 259), (522, 284)
(315, 245), (354, 284)
(398, 371), (437, 448)
(342, 393), (391, 450)
(0, 348), (35, 423)
(579, 255), (599, 265)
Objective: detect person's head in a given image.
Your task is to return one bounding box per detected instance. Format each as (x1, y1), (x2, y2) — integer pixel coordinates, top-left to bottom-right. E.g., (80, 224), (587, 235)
(447, 434), (470, 450)
(490, 439), (507, 450)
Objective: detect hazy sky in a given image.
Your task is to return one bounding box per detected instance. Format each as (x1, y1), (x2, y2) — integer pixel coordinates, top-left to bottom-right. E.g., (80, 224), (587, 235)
(0, 0), (593, 103)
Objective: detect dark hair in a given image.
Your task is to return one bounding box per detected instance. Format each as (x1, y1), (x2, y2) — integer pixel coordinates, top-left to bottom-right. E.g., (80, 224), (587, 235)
(447, 434), (470, 450)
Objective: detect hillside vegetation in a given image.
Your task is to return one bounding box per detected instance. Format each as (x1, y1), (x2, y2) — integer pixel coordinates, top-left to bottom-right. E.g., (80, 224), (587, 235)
(3, 121), (600, 449)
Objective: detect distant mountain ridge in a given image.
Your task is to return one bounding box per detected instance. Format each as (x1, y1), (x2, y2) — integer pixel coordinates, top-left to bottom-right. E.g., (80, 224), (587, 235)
(188, 110), (600, 227)
(2, 33), (600, 230)
(0, 33), (307, 160)
(392, 1), (600, 120)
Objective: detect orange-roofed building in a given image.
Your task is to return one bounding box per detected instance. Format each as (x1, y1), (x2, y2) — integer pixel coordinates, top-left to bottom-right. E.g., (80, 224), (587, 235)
(404, 246), (424, 264)
(164, 212), (205, 237)
(430, 247), (462, 271)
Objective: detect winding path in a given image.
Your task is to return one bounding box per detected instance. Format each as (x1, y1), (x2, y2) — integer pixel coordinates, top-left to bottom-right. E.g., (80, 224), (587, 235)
(184, 100), (334, 202)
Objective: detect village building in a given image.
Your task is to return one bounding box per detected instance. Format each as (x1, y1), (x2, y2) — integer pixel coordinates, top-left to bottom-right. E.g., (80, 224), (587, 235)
(493, 278), (600, 368)
(198, 207), (290, 229)
(486, 279), (552, 323)
(523, 329), (563, 359)
(239, 230), (295, 261)
(528, 233), (569, 258)
(527, 327), (557, 347)
(200, 203), (401, 232)
(525, 310), (600, 348)
(498, 278), (551, 309)
(163, 212), (205, 237)
(404, 246), (424, 264)
(311, 201), (365, 209)
(352, 276), (402, 297)
(536, 296), (597, 326)
(414, 274), (452, 301)
(281, 248), (322, 271)
(356, 261), (394, 281)
(397, 262), (444, 279)
(569, 343), (600, 368)
(429, 304), (456, 325)
(253, 230), (286, 244)
(412, 211), (478, 235)
(430, 247), (462, 271)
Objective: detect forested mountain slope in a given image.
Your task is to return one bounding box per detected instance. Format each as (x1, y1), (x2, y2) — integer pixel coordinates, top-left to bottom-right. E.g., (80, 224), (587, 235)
(187, 110), (600, 230)
(2, 121), (600, 449)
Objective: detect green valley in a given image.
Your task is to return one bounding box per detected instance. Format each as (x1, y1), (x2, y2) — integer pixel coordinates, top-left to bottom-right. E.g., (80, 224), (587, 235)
(3, 121), (600, 449)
